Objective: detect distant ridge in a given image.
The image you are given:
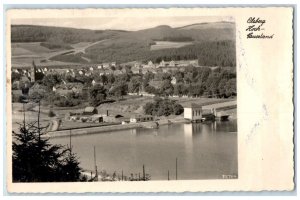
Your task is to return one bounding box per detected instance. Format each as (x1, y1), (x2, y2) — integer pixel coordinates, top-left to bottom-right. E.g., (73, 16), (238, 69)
(177, 21), (235, 30)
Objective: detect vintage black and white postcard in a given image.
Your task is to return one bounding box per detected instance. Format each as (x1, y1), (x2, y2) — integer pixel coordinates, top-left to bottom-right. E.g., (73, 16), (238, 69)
(5, 7), (294, 193)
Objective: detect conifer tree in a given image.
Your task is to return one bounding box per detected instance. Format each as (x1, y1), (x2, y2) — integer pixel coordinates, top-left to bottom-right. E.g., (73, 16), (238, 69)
(12, 102), (82, 182)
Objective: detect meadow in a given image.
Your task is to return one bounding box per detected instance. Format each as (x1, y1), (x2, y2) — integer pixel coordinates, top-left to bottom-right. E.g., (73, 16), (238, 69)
(150, 41), (193, 50)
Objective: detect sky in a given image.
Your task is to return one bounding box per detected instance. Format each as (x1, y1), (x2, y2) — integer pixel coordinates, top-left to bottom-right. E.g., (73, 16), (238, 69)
(11, 16), (234, 31)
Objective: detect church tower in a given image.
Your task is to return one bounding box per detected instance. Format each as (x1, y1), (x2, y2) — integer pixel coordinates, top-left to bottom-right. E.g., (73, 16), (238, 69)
(30, 60), (37, 82)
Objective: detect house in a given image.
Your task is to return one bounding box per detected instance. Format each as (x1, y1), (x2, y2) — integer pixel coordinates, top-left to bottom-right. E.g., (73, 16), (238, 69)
(111, 62), (116, 67)
(144, 61), (155, 69)
(171, 77), (177, 85)
(90, 114), (103, 123)
(131, 67), (141, 74)
(102, 63), (110, 69)
(134, 62), (141, 68)
(85, 71), (92, 77)
(130, 114), (154, 123)
(189, 60), (198, 66)
(83, 107), (98, 115)
(183, 103), (202, 121)
(159, 60), (166, 67)
(103, 114), (124, 123)
(169, 60), (175, 67)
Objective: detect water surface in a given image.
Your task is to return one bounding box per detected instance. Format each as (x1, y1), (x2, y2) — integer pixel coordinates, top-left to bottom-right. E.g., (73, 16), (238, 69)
(51, 120), (237, 180)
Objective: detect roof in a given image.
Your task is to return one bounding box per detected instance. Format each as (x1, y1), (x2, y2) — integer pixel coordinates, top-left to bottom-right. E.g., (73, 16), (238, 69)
(202, 100), (237, 110)
(84, 107), (97, 112)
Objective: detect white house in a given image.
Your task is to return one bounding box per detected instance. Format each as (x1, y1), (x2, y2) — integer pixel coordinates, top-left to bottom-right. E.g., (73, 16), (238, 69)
(159, 60), (166, 67)
(144, 61), (154, 68)
(183, 103), (202, 121)
(169, 60), (175, 67)
(171, 77), (177, 85)
(102, 63), (110, 69)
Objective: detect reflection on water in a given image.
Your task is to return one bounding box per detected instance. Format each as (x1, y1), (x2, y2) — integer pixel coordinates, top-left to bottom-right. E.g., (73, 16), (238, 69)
(51, 120), (237, 180)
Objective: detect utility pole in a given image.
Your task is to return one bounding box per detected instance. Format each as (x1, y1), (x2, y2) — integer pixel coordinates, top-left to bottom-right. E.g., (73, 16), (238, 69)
(143, 164), (146, 181)
(176, 157), (178, 180)
(69, 129), (72, 153)
(37, 100), (41, 141)
(23, 103), (26, 129)
(94, 146), (98, 181)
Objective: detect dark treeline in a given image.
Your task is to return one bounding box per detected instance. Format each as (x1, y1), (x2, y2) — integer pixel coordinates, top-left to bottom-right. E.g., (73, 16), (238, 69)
(144, 97), (184, 116)
(11, 25), (121, 43)
(40, 42), (73, 50)
(84, 40), (236, 67)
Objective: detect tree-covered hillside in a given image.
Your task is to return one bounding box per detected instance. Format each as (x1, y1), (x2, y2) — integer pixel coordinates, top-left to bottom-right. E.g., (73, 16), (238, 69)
(11, 25), (124, 43)
(11, 23), (236, 67)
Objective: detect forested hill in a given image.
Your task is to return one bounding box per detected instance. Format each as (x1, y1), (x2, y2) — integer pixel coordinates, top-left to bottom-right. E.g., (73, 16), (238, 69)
(11, 25), (126, 43)
(11, 22), (236, 66)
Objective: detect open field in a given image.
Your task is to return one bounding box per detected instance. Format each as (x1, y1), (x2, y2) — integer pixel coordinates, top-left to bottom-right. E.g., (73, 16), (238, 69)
(11, 42), (53, 54)
(11, 40), (106, 66)
(150, 41), (193, 50)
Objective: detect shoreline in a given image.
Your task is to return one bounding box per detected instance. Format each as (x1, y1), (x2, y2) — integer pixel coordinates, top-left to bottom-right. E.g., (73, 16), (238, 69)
(45, 116), (238, 138)
(46, 118), (189, 138)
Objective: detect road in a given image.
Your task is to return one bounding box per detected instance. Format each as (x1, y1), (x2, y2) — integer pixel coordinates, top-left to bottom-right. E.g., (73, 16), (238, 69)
(46, 39), (107, 60)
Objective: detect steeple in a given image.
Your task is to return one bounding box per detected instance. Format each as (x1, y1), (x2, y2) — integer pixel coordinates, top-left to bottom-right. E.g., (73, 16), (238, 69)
(31, 60), (37, 82)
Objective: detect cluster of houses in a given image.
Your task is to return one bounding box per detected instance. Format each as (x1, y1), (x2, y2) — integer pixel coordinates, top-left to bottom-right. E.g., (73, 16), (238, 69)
(67, 107), (154, 125)
(128, 59), (198, 74)
(12, 59), (199, 86)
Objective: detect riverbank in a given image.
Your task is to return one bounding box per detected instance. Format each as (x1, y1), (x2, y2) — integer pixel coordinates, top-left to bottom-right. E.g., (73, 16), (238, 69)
(45, 107), (237, 138)
(46, 123), (142, 138)
(45, 117), (190, 138)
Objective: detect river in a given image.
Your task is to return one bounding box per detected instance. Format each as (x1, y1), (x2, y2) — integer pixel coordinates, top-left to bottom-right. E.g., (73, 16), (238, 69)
(50, 120), (237, 180)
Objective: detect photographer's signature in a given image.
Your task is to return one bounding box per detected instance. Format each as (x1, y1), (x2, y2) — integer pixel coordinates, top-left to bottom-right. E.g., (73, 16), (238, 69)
(246, 17), (274, 39)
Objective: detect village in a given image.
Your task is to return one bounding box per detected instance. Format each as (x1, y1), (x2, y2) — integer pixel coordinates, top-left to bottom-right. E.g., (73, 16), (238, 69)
(11, 58), (237, 137)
